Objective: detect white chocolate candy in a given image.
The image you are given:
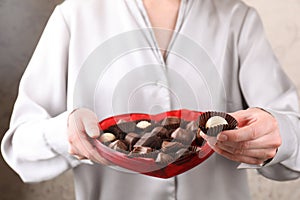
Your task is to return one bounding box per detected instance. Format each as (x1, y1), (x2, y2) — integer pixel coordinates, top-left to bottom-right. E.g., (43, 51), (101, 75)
(99, 133), (116, 143)
(136, 120), (151, 129)
(205, 116), (228, 128)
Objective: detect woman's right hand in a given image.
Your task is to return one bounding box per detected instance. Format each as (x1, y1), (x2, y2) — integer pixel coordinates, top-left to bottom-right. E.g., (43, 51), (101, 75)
(67, 108), (110, 165)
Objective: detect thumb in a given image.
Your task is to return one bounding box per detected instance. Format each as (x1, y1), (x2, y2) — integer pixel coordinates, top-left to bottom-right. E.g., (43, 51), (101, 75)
(80, 109), (100, 138)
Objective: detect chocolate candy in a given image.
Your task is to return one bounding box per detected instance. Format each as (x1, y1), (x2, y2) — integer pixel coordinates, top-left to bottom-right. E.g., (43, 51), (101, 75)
(131, 146), (153, 154)
(156, 152), (174, 164)
(99, 133), (116, 143)
(101, 115), (208, 165)
(125, 132), (141, 150)
(161, 116), (181, 129)
(108, 140), (128, 152)
(161, 141), (183, 153)
(106, 125), (125, 139)
(198, 111), (238, 137)
(134, 132), (162, 149)
(185, 121), (199, 132)
(117, 121), (136, 132)
(171, 128), (195, 144)
(136, 120), (152, 129)
(151, 126), (169, 139)
(205, 116), (228, 128)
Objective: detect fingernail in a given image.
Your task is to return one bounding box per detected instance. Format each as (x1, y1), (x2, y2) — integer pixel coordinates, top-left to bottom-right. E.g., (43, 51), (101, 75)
(90, 132), (100, 138)
(87, 128), (100, 138)
(217, 134), (228, 141)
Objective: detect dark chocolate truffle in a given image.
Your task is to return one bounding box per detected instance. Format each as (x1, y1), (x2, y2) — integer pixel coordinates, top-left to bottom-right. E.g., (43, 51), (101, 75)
(134, 132), (162, 149)
(185, 121), (199, 132)
(125, 132), (141, 151)
(161, 116), (181, 129)
(105, 124), (126, 140)
(117, 121), (136, 133)
(151, 126), (169, 139)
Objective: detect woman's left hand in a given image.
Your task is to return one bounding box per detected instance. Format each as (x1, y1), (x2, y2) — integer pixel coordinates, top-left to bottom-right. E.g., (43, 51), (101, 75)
(201, 108), (281, 165)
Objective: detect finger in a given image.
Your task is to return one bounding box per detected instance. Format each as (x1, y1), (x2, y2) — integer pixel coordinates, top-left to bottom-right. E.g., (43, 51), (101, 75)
(229, 108), (264, 128)
(68, 146), (77, 155)
(69, 108), (100, 138)
(68, 112), (84, 133)
(81, 114), (100, 138)
(217, 132), (281, 150)
(69, 127), (107, 164)
(75, 133), (110, 165)
(224, 109), (277, 142)
(229, 110), (252, 127)
(85, 146), (112, 165)
(68, 143), (86, 158)
(73, 155), (88, 160)
(216, 142), (276, 160)
(217, 126), (257, 142)
(211, 145), (265, 165)
(218, 121), (273, 142)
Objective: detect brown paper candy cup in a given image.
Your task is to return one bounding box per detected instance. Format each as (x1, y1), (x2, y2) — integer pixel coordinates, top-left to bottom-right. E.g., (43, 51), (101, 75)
(117, 121), (136, 133)
(198, 111), (238, 137)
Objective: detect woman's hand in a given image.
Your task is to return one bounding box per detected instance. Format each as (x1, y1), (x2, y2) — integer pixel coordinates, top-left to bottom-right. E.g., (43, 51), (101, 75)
(201, 108), (281, 165)
(67, 108), (110, 165)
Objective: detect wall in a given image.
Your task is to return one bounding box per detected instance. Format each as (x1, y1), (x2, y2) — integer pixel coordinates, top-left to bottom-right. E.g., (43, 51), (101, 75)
(0, 0), (299, 199)
(0, 0), (74, 199)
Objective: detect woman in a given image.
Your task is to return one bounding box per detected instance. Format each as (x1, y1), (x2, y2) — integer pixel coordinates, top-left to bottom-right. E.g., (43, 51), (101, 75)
(2, 0), (300, 199)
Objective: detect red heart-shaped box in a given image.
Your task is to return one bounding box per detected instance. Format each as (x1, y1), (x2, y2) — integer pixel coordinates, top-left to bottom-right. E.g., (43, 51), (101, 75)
(93, 109), (214, 178)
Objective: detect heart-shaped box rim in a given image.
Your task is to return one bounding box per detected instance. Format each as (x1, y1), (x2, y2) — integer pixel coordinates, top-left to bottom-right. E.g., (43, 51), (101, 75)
(93, 109), (214, 178)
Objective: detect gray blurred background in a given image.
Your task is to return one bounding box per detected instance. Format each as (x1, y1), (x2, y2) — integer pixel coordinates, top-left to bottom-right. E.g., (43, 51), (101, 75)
(0, 0), (300, 199)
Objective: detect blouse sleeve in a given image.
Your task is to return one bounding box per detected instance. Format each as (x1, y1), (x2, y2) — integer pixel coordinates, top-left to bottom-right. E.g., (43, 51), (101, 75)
(237, 7), (300, 180)
(1, 5), (81, 183)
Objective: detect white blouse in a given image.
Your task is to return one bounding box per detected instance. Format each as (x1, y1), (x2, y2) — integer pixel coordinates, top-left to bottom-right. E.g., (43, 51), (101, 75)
(2, 0), (300, 199)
